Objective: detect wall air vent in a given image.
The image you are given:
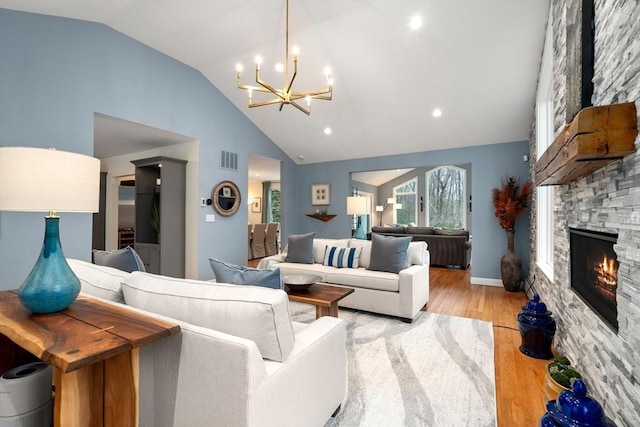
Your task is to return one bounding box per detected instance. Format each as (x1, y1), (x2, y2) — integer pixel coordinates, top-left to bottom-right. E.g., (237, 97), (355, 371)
(220, 150), (238, 171)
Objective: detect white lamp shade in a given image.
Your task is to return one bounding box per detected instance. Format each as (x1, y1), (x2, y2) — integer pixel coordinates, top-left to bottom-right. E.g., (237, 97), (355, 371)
(394, 203), (403, 209)
(375, 205), (384, 212)
(387, 197), (395, 204)
(0, 147), (100, 213)
(346, 196), (368, 215)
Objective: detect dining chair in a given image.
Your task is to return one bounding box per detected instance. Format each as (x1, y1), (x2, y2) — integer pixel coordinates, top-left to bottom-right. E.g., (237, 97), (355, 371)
(251, 223), (267, 259)
(265, 222), (279, 256)
(248, 224), (253, 259)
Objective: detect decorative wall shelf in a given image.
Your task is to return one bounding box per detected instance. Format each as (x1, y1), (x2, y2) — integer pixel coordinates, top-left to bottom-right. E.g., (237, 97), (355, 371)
(306, 214), (336, 222)
(534, 102), (638, 186)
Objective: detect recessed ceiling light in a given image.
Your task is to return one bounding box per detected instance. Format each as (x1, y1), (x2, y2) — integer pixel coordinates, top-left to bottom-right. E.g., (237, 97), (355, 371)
(409, 15), (422, 30)
(324, 127), (332, 135)
(432, 108), (442, 118)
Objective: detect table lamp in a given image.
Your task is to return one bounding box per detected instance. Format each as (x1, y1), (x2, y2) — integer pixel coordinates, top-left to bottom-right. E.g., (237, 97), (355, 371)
(0, 147), (100, 313)
(346, 196), (368, 240)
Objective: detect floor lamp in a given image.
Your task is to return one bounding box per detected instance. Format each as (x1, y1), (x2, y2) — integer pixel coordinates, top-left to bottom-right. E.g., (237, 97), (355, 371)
(375, 205), (384, 226)
(347, 196), (368, 239)
(0, 147), (100, 313)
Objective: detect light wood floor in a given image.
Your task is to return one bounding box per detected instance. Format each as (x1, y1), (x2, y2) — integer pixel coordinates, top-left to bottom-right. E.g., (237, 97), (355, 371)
(250, 259), (549, 426)
(427, 267), (548, 427)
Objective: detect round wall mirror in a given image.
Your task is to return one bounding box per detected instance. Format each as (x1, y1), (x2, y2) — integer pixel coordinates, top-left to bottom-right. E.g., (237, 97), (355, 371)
(211, 181), (241, 216)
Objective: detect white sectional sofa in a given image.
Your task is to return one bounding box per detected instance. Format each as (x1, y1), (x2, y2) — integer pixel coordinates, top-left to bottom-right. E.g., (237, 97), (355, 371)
(258, 238), (430, 322)
(67, 259), (347, 427)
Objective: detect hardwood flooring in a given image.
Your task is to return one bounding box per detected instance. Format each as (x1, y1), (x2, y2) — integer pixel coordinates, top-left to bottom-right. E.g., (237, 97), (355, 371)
(250, 257), (549, 426)
(427, 267), (548, 427)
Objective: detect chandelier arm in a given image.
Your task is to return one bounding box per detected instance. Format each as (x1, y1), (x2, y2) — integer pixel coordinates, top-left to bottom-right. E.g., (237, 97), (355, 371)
(249, 98), (287, 108)
(289, 100), (311, 116)
(255, 73), (286, 101)
(290, 88), (332, 99)
(237, 83), (274, 93)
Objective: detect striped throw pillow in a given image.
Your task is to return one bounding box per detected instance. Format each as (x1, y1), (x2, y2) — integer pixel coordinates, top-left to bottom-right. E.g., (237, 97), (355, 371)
(323, 246), (362, 268)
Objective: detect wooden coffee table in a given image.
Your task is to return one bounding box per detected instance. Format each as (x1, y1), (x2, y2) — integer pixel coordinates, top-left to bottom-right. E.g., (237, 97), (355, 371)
(285, 282), (354, 319)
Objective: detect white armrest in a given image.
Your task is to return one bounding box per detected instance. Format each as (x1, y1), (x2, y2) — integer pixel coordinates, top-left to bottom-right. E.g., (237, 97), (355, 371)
(398, 258), (430, 319)
(254, 317), (347, 426)
(257, 254), (286, 269)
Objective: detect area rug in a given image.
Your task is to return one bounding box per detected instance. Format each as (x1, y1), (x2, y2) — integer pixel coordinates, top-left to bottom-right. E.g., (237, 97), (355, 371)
(288, 302), (497, 427)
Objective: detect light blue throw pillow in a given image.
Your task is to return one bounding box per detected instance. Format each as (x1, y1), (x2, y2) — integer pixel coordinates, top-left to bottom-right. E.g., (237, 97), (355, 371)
(284, 232), (315, 264)
(209, 258), (282, 289)
(92, 246), (146, 273)
(368, 233), (412, 273)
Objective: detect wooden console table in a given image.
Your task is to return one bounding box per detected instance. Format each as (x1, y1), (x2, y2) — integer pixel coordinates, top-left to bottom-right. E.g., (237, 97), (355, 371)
(0, 290), (180, 427)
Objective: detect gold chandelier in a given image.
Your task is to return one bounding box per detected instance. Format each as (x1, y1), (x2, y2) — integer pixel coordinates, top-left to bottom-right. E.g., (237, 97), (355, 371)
(235, 0), (333, 115)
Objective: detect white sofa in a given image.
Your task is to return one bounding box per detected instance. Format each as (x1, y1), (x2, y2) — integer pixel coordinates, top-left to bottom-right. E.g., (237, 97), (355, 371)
(258, 238), (430, 322)
(67, 259), (347, 427)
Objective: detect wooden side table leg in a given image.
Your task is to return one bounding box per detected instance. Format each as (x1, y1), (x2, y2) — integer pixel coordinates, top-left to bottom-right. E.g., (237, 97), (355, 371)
(328, 302), (339, 317)
(54, 364), (104, 427)
(104, 349), (138, 427)
(317, 306), (331, 318)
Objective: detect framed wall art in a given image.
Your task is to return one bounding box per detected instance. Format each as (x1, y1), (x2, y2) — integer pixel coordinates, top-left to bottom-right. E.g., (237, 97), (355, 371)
(311, 183), (330, 205)
(251, 197), (262, 213)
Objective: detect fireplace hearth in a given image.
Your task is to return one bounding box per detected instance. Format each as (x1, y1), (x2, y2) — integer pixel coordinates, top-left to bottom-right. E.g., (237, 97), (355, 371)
(569, 228), (619, 332)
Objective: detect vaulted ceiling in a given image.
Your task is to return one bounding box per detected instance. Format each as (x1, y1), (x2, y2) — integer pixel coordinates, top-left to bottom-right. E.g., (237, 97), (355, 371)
(0, 0), (550, 164)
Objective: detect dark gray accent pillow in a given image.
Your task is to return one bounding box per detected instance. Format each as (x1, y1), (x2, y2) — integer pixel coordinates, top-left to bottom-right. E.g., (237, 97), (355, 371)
(368, 233), (412, 273)
(284, 232), (316, 264)
(209, 258), (282, 289)
(92, 246), (146, 273)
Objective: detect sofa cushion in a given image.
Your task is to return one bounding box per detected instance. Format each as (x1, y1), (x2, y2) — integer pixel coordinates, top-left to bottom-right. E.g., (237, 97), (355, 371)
(274, 262), (400, 292)
(369, 233), (412, 273)
(347, 239), (372, 268)
(406, 226), (435, 235)
(323, 267), (399, 292)
(92, 246), (146, 273)
(323, 246), (362, 268)
(122, 272), (295, 362)
(284, 232), (315, 264)
(209, 258), (282, 289)
(67, 258), (127, 303)
(313, 238), (349, 264)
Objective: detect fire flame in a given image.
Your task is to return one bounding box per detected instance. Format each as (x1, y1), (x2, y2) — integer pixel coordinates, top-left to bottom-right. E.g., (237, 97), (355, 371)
(594, 255), (618, 288)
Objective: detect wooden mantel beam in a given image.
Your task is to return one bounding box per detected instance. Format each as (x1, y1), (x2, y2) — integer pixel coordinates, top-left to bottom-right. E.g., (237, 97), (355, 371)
(534, 102), (638, 186)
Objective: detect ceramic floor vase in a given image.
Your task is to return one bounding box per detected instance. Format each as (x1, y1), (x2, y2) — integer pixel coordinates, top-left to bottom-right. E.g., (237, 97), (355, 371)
(500, 228), (522, 292)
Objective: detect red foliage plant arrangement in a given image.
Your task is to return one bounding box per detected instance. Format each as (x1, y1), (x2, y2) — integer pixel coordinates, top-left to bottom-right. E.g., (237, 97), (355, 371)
(492, 177), (532, 230)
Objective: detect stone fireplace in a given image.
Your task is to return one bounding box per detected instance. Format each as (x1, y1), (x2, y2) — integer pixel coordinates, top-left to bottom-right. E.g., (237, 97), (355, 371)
(528, 1), (640, 425)
(569, 228), (618, 331)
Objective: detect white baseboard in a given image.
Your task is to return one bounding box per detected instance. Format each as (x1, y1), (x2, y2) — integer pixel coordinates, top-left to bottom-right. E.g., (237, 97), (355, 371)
(470, 277), (503, 287)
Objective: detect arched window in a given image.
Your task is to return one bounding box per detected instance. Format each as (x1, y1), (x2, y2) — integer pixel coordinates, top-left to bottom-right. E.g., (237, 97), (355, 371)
(392, 177), (417, 225)
(426, 165), (466, 229)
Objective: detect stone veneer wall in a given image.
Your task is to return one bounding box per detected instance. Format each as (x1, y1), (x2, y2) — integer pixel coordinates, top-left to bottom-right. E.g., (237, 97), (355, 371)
(529, 1), (640, 426)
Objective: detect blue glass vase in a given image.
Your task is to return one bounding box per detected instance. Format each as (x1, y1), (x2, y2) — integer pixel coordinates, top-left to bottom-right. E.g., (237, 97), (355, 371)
(18, 216), (81, 314)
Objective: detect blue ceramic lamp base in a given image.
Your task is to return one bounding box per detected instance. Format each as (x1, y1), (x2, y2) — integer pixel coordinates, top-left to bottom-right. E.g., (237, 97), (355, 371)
(353, 216), (367, 240)
(18, 216), (81, 314)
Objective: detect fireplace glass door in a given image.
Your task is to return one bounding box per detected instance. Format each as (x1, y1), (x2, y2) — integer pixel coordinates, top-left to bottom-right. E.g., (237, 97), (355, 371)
(569, 228), (618, 332)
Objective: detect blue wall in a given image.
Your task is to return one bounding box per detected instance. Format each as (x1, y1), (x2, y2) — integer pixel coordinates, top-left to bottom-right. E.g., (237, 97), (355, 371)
(0, 8), (531, 287)
(292, 142), (531, 280)
(0, 9), (298, 288)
